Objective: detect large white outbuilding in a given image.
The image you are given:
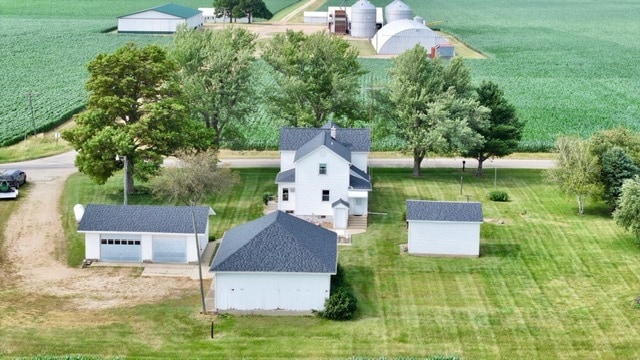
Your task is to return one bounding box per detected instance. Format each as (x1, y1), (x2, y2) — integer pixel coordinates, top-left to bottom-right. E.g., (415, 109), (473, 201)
(371, 18), (450, 55)
(406, 200), (483, 257)
(210, 211), (338, 312)
(118, 3), (203, 34)
(78, 204), (214, 264)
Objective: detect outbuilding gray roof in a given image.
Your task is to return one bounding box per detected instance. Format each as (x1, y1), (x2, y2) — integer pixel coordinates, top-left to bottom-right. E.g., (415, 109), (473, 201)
(210, 211), (337, 273)
(280, 125), (370, 152)
(275, 168), (296, 183)
(77, 204), (213, 234)
(406, 200), (483, 222)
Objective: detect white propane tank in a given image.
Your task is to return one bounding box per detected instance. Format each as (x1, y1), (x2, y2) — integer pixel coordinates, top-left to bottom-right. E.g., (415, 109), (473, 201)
(73, 204), (85, 223)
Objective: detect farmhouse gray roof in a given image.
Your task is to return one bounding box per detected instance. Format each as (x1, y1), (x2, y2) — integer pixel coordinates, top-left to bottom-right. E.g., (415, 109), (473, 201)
(119, 3), (202, 19)
(275, 168), (296, 183)
(294, 131), (351, 163)
(349, 165), (371, 190)
(280, 125), (370, 152)
(77, 204), (213, 234)
(406, 200), (483, 222)
(210, 211), (337, 273)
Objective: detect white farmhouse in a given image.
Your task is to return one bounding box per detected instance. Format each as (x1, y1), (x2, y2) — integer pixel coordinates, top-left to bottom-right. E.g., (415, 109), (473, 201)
(78, 204), (214, 263)
(210, 211), (337, 312)
(275, 122), (371, 229)
(406, 200), (483, 257)
(118, 3), (203, 34)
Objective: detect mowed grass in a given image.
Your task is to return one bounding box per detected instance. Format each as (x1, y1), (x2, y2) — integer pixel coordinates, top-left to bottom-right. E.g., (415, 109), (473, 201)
(3, 167), (640, 358)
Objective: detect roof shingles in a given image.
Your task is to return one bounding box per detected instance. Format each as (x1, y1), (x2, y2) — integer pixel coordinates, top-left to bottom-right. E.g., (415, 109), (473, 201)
(210, 211), (337, 274)
(406, 200), (483, 222)
(78, 204), (211, 234)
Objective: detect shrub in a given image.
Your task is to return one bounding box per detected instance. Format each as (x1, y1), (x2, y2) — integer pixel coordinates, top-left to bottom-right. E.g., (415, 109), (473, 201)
(488, 190), (509, 202)
(262, 192), (274, 205)
(319, 286), (357, 321)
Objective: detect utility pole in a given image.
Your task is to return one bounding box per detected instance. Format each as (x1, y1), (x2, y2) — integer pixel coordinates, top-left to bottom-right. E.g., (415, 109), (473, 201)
(23, 92), (39, 136)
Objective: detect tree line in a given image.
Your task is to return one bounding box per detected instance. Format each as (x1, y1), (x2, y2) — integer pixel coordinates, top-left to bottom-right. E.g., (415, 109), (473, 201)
(63, 27), (523, 192)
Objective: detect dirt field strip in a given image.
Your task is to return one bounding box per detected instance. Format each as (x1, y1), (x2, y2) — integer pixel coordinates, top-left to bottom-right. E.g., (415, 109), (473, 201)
(1, 154), (200, 311)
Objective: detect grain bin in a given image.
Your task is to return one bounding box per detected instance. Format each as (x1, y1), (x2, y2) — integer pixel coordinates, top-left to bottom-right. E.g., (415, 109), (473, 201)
(385, 0), (412, 24)
(350, 0), (377, 38)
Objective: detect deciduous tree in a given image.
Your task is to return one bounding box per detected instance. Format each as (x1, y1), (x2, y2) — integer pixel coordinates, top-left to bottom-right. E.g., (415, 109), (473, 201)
(613, 176), (640, 241)
(462, 80), (523, 176)
(600, 147), (639, 209)
(213, 0), (272, 23)
(261, 30), (367, 127)
(171, 26), (258, 148)
(545, 136), (602, 214)
(387, 45), (488, 176)
(151, 149), (239, 313)
(63, 43), (204, 192)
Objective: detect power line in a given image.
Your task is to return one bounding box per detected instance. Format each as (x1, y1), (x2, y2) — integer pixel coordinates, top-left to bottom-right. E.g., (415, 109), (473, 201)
(23, 91), (39, 136)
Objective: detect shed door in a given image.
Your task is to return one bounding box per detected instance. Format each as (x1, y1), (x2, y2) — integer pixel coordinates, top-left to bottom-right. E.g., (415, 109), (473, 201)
(100, 235), (141, 262)
(152, 236), (187, 263)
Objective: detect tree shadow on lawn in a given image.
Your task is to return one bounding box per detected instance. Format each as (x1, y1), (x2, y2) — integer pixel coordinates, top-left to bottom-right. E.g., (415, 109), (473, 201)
(343, 264), (378, 319)
(480, 243), (521, 258)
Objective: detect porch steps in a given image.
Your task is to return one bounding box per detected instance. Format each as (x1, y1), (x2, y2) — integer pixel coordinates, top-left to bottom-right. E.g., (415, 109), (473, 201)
(348, 215), (368, 229)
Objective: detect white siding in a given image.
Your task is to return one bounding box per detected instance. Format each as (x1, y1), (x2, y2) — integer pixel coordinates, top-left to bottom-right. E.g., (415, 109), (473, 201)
(214, 272), (331, 311)
(280, 151), (296, 171)
(118, 10), (202, 33)
(349, 196), (368, 216)
(277, 184), (296, 213)
(295, 147), (350, 217)
(408, 221), (481, 256)
(185, 13), (203, 28)
(85, 233), (100, 259)
(351, 152), (369, 173)
(84, 230), (206, 263)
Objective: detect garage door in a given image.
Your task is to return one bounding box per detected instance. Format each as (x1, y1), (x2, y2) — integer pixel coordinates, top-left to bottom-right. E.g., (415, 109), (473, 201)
(152, 236), (187, 263)
(100, 236), (141, 262)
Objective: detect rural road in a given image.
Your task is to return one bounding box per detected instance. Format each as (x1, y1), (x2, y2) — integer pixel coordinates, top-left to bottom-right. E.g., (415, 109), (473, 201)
(1, 151), (554, 171)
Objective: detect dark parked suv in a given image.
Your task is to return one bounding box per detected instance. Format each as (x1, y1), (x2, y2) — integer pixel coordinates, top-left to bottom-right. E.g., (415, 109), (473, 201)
(0, 169), (27, 189)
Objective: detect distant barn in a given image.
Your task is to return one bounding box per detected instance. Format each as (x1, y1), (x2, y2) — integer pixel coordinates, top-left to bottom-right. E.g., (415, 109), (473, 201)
(118, 3), (203, 34)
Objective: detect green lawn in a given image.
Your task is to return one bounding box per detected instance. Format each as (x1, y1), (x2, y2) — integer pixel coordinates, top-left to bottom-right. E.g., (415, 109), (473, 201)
(3, 167), (640, 358)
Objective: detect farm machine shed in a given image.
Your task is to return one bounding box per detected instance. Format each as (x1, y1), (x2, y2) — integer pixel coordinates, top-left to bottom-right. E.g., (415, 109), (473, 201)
(371, 18), (451, 55)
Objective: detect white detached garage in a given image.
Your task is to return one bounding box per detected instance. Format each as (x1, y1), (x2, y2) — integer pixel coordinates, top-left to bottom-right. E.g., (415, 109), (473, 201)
(78, 204), (214, 264)
(210, 211), (337, 312)
(118, 3), (203, 34)
(406, 200), (483, 257)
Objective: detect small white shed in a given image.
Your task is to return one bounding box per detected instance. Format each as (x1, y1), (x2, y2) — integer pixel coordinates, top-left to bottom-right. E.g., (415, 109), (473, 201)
(118, 3), (203, 34)
(78, 204), (214, 263)
(210, 211), (337, 312)
(406, 200), (483, 257)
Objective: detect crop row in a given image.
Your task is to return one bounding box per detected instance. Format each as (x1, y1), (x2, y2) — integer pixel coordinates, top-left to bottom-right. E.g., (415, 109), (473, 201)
(4, 0), (640, 150)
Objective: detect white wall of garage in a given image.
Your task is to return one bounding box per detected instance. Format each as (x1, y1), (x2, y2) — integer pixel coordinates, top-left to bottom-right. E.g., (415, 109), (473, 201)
(84, 230), (207, 263)
(214, 272), (331, 311)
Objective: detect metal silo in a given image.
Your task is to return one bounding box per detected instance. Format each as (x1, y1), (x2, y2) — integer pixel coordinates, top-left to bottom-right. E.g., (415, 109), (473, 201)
(414, 15), (425, 25)
(350, 0), (377, 38)
(385, 0), (412, 24)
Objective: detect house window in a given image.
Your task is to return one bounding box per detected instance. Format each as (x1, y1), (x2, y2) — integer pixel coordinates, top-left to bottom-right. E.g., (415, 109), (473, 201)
(282, 188), (289, 201)
(322, 190), (330, 202)
(319, 163), (327, 175)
